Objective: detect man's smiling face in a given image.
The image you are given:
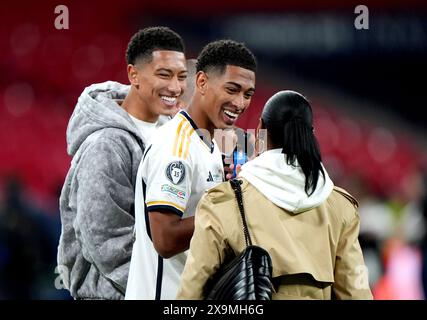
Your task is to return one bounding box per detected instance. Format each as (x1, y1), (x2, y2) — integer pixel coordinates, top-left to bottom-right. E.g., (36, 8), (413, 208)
(202, 65), (255, 130)
(135, 50), (188, 117)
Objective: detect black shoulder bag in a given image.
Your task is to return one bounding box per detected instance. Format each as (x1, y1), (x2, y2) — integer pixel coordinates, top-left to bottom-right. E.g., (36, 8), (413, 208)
(204, 179), (274, 300)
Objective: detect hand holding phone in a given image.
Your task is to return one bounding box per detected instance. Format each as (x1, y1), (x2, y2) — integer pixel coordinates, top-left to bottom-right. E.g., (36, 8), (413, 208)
(232, 149), (248, 178)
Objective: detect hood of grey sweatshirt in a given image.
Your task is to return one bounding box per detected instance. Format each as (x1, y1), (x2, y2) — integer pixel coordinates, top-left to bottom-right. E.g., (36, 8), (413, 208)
(66, 80), (142, 156)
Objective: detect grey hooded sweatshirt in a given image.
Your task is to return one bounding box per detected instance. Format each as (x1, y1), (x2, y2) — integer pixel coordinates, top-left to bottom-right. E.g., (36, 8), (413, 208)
(57, 81), (147, 299)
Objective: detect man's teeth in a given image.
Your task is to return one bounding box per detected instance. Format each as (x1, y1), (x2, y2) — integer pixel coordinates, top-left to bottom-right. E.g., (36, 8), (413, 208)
(161, 96), (177, 103)
(224, 110), (238, 119)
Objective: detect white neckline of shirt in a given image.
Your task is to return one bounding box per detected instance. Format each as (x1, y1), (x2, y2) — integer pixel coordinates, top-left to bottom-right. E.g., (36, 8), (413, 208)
(128, 113), (159, 128)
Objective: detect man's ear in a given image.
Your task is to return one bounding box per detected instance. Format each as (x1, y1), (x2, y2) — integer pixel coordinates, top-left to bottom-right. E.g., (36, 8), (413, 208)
(127, 64), (139, 88)
(195, 71), (208, 95)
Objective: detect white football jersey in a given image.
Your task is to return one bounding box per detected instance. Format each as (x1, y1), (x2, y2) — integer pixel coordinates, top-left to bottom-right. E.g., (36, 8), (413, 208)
(126, 110), (224, 300)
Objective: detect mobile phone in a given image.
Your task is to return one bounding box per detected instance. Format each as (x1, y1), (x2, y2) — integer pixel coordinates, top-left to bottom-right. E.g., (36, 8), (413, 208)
(232, 148), (248, 178)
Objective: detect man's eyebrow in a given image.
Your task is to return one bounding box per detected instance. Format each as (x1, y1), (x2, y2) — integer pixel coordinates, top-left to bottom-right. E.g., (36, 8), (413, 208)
(155, 68), (188, 74)
(225, 82), (255, 92)
(225, 82), (242, 89)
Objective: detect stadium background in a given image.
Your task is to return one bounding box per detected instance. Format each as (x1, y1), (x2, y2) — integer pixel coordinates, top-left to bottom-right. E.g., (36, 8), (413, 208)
(0, 0), (426, 299)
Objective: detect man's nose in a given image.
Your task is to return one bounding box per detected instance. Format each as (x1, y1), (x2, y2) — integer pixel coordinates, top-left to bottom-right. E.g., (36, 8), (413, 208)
(168, 77), (182, 95)
(232, 93), (245, 110)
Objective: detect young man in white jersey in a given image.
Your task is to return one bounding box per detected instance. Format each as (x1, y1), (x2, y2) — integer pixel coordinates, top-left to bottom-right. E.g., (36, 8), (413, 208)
(126, 40), (257, 299)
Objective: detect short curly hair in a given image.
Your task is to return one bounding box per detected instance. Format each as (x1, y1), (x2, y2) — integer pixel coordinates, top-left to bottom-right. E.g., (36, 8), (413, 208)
(196, 40), (257, 74)
(126, 26), (185, 65)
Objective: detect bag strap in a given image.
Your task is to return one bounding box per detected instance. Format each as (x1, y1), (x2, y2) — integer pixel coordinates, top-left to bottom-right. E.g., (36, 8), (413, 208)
(230, 179), (252, 247)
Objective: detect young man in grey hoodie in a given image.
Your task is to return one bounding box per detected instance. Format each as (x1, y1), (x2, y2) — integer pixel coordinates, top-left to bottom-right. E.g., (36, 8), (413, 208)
(57, 27), (188, 300)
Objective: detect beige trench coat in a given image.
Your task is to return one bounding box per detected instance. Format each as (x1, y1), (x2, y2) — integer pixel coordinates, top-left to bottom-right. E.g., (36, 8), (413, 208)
(177, 178), (373, 300)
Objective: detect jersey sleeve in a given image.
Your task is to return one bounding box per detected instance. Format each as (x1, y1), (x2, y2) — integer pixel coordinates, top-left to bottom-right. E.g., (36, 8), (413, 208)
(142, 146), (193, 217)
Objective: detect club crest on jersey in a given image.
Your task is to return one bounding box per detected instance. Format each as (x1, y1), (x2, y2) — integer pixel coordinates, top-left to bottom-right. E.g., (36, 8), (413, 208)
(166, 161), (186, 185)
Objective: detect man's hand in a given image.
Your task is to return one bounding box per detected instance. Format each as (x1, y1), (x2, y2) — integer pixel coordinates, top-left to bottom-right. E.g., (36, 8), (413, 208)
(224, 163), (242, 180)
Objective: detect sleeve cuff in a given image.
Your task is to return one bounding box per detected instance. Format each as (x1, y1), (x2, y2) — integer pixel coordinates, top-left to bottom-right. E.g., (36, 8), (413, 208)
(147, 204), (184, 217)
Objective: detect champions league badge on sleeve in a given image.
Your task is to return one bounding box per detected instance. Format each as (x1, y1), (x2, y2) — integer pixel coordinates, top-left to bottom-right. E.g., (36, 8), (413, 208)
(166, 161), (186, 185)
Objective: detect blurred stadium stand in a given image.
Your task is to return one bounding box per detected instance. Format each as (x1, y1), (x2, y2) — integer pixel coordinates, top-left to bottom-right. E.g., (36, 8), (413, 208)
(0, 0), (426, 299)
